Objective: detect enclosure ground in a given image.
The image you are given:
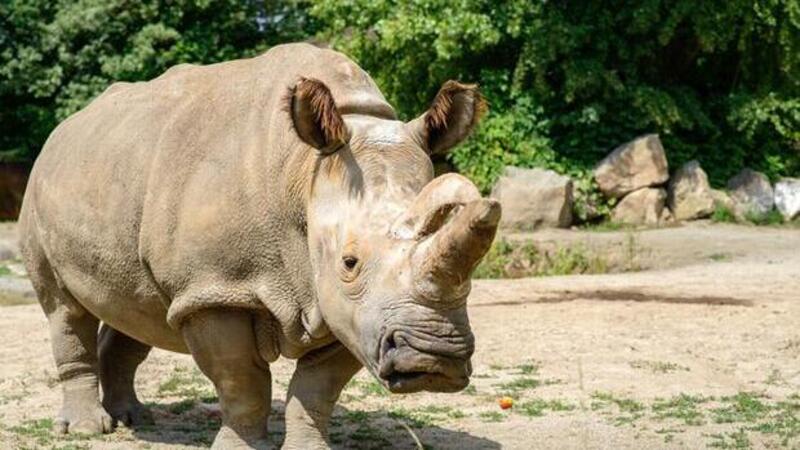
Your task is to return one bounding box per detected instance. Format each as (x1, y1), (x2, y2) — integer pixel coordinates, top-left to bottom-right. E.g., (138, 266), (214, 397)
(1, 222), (798, 449)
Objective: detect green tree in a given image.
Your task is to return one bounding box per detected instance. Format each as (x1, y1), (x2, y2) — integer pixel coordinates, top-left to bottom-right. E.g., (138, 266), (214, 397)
(0, 0), (318, 161)
(311, 0), (800, 187)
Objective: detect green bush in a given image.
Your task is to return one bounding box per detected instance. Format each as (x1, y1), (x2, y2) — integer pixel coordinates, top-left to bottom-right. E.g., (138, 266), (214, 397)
(711, 205), (738, 224)
(744, 209), (785, 226)
(473, 238), (610, 279)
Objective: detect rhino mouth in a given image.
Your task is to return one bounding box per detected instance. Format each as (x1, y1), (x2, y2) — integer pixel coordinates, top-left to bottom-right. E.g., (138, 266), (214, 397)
(376, 329), (472, 393)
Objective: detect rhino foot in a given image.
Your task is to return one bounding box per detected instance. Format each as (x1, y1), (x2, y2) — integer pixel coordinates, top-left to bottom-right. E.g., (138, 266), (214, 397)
(55, 400), (113, 435)
(212, 425), (271, 449)
(102, 397), (154, 428)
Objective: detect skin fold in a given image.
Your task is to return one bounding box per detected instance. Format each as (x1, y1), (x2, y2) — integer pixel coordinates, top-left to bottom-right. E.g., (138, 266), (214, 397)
(18, 43), (500, 449)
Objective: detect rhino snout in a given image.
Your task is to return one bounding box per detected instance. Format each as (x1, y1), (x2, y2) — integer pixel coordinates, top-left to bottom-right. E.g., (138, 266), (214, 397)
(377, 328), (474, 393)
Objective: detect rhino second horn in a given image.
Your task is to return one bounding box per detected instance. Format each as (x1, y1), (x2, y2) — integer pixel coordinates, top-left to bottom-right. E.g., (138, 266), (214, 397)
(390, 173), (481, 240)
(413, 198), (501, 302)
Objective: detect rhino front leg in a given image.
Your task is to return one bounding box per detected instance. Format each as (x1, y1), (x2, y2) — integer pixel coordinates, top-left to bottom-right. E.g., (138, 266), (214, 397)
(282, 344), (362, 450)
(182, 309), (272, 449)
(98, 325), (153, 427)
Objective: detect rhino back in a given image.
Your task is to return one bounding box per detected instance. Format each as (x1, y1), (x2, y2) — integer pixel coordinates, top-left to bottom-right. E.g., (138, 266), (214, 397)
(22, 43), (392, 355)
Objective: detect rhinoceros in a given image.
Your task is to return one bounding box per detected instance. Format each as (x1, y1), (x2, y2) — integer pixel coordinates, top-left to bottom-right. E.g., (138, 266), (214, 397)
(18, 42), (500, 449)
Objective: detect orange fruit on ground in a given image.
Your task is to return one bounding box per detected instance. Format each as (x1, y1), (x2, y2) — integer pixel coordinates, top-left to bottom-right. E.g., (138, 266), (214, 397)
(498, 397), (514, 409)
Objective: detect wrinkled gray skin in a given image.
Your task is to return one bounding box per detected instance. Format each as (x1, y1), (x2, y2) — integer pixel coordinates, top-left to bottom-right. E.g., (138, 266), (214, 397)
(18, 43), (500, 449)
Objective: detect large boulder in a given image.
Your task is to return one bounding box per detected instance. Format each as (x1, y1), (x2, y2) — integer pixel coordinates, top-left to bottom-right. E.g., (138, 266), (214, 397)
(491, 166), (573, 230)
(667, 160), (715, 220)
(611, 187), (667, 225)
(710, 189), (735, 212)
(774, 178), (800, 221)
(594, 134), (669, 198)
(727, 169), (774, 216)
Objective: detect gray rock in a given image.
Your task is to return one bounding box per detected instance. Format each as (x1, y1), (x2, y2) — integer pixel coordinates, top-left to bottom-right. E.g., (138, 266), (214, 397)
(594, 134), (669, 198)
(774, 178), (800, 221)
(710, 189), (735, 212)
(667, 160), (715, 220)
(491, 166), (573, 230)
(611, 187), (667, 225)
(727, 169), (774, 216)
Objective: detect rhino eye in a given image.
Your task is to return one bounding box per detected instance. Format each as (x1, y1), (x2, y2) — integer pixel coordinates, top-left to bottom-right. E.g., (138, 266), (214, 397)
(342, 256), (359, 271)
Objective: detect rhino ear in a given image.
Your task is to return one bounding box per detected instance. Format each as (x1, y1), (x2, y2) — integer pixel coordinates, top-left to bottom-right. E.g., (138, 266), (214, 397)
(288, 77), (350, 154)
(408, 80), (487, 155)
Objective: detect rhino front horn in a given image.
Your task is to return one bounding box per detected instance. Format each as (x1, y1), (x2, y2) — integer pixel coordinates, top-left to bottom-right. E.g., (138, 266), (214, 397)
(412, 197), (501, 303)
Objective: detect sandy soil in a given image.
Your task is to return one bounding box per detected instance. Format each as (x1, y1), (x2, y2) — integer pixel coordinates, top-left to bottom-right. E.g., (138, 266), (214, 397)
(0, 222), (798, 449)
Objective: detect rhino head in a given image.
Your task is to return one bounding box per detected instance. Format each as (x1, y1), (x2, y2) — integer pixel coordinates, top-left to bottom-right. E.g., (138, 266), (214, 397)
(289, 78), (500, 393)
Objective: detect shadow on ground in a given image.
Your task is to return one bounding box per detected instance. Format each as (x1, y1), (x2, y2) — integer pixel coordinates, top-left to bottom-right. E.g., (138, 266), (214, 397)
(132, 399), (500, 449)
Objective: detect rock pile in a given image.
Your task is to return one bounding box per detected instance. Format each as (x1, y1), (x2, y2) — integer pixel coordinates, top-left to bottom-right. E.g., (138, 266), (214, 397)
(489, 133), (796, 230)
(594, 134), (671, 225)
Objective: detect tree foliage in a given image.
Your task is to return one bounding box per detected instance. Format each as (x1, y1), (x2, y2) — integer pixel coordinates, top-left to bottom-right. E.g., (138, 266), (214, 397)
(0, 0), (317, 161)
(312, 0), (800, 187)
(1, 0), (798, 192)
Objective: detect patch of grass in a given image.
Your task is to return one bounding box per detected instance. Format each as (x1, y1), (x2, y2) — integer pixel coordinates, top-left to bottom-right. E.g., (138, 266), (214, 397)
(745, 209), (784, 226)
(591, 391), (645, 426)
(541, 244), (609, 276)
(0, 264), (11, 276)
(652, 394), (708, 426)
(712, 393), (771, 424)
(709, 252), (733, 262)
(712, 204), (738, 223)
(630, 360), (690, 374)
(9, 418), (54, 445)
(622, 231), (642, 272)
(157, 366), (214, 400)
(655, 427), (683, 444)
(473, 239), (514, 279)
(709, 428), (752, 449)
(517, 398), (575, 417)
(517, 362), (541, 375)
(478, 411), (505, 423)
(343, 410), (369, 423)
(591, 391), (645, 413)
(752, 398), (800, 445)
(474, 238), (610, 279)
(388, 405), (466, 427)
(462, 385), (478, 395)
(495, 376), (541, 393)
(349, 422), (389, 447)
(710, 393), (800, 446)
(359, 380), (389, 397)
(388, 407), (435, 428)
(580, 221), (632, 232)
(764, 368), (785, 386)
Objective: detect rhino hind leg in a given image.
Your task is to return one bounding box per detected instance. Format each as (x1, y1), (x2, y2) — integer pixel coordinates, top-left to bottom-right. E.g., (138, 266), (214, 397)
(40, 290), (113, 435)
(182, 308), (272, 449)
(98, 325), (153, 427)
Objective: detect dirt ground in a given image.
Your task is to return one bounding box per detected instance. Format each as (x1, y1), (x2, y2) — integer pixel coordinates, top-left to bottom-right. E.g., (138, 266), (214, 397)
(0, 221), (798, 449)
